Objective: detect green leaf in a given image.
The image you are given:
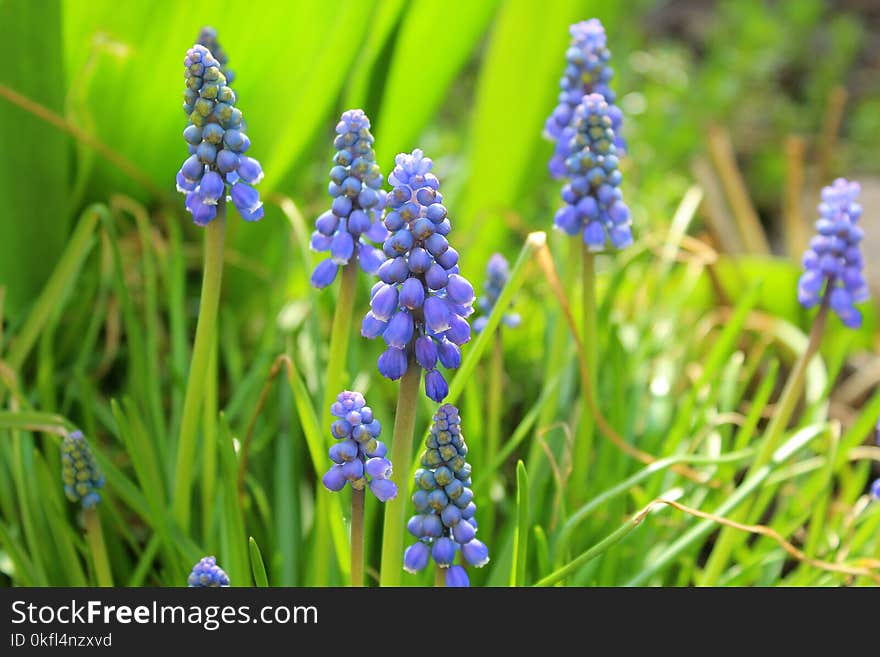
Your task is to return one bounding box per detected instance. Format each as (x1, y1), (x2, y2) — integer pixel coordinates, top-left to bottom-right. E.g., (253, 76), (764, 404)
(511, 460), (530, 586)
(0, 0), (70, 315)
(248, 536), (269, 587)
(373, 0), (499, 167)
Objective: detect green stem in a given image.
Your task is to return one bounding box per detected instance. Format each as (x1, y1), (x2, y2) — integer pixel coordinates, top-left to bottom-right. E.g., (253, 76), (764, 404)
(699, 298), (830, 585)
(173, 205), (226, 530)
(84, 507), (113, 587)
(482, 330), (503, 540)
(322, 262), (359, 422)
(350, 487), (365, 587)
(316, 261), (358, 584)
(571, 245), (597, 502)
(379, 357), (421, 586)
(434, 563), (445, 587)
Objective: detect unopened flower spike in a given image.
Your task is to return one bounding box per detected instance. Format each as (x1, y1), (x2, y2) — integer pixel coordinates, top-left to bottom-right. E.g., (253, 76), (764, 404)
(544, 19), (624, 178)
(403, 405), (489, 586)
(177, 43), (264, 225)
(61, 431), (104, 509)
(553, 93), (631, 251)
(321, 391), (398, 502)
(473, 253), (521, 333)
(188, 556), (230, 587)
(797, 178), (867, 328)
(311, 109), (388, 288)
(361, 150), (475, 403)
(197, 26), (234, 83)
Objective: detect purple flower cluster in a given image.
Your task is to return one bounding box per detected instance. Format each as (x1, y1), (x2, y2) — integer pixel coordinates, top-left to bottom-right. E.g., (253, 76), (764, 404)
(187, 556), (230, 587)
(321, 391), (397, 502)
(403, 405), (488, 586)
(61, 431), (104, 509)
(554, 93), (631, 251)
(177, 44), (264, 225)
(311, 110), (388, 288)
(544, 19), (624, 179)
(361, 150), (475, 403)
(473, 253), (520, 333)
(797, 178), (867, 328)
(197, 26), (234, 84)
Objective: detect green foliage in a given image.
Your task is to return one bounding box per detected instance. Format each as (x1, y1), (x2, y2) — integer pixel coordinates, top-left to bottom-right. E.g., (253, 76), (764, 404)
(0, 0), (878, 588)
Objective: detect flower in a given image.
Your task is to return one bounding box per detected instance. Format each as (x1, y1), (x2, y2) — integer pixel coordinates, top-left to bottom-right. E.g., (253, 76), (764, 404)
(187, 556), (230, 587)
(177, 43), (264, 225)
(197, 26), (234, 83)
(362, 150), (474, 402)
(871, 479), (880, 501)
(544, 19), (624, 178)
(553, 93), (631, 251)
(321, 391), (397, 502)
(61, 431), (104, 509)
(472, 253), (520, 333)
(403, 405), (488, 583)
(797, 178), (867, 328)
(310, 110), (388, 288)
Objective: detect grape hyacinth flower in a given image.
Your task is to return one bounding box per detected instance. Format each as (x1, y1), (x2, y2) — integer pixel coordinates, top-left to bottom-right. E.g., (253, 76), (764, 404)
(871, 479), (880, 501)
(473, 254), (521, 333)
(403, 405), (489, 586)
(544, 19), (624, 178)
(61, 431), (105, 509)
(187, 556), (230, 587)
(176, 44), (264, 225)
(553, 93), (631, 251)
(311, 109), (388, 288)
(362, 150), (475, 403)
(321, 391), (398, 502)
(197, 26), (234, 83)
(797, 178), (867, 328)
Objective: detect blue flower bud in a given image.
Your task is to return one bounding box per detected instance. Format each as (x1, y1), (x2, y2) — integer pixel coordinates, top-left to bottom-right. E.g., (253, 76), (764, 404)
(399, 277), (426, 310)
(424, 296), (451, 333)
(323, 465), (347, 491)
(383, 310), (414, 349)
(311, 259), (339, 289)
(404, 542), (430, 573)
(445, 565), (470, 587)
(61, 431), (104, 509)
(370, 283), (399, 321)
(378, 347), (408, 380)
(230, 182), (261, 214)
(369, 478), (398, 502)
(425, 369), (449, 403)
(415, 336), (438, 370)
(198, 171), (225, 205)
(187, 555), (230, 587)
(365, 457), (393, 479)
(432, 537), (456, 567)
(461, 539), (490, 568)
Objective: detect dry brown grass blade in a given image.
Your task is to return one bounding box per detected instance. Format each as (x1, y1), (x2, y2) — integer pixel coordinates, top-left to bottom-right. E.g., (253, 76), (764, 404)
(640, 498), (880, 585)
(818, 85), (847, 186)
(783, 135), (808, 257)
(533, 241), (714, 486)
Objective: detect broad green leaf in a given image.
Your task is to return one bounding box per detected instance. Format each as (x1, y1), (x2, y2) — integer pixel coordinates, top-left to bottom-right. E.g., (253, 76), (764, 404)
(0, 0), (70, 315)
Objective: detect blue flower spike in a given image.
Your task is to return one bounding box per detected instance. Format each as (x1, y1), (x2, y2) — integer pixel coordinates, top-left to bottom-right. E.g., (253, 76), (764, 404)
(197, 26), (234, 83)
(310, 109), (388, 288)
(321, 391), (398, 502)
(61, 431), (105, 509)
(187, 556), (230, 587)
(361, 150), (475, 402)
(177, 43), (264, 225)
(403, 405), (488, 586)
(797, 178), (867, 329)
(473, 253), (521, 334)
(544, 19), (624, 178)
(554, 93), (631, 252)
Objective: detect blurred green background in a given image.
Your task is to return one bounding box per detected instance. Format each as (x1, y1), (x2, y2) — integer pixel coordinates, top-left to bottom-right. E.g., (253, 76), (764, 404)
(3, 0), (878, 315)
